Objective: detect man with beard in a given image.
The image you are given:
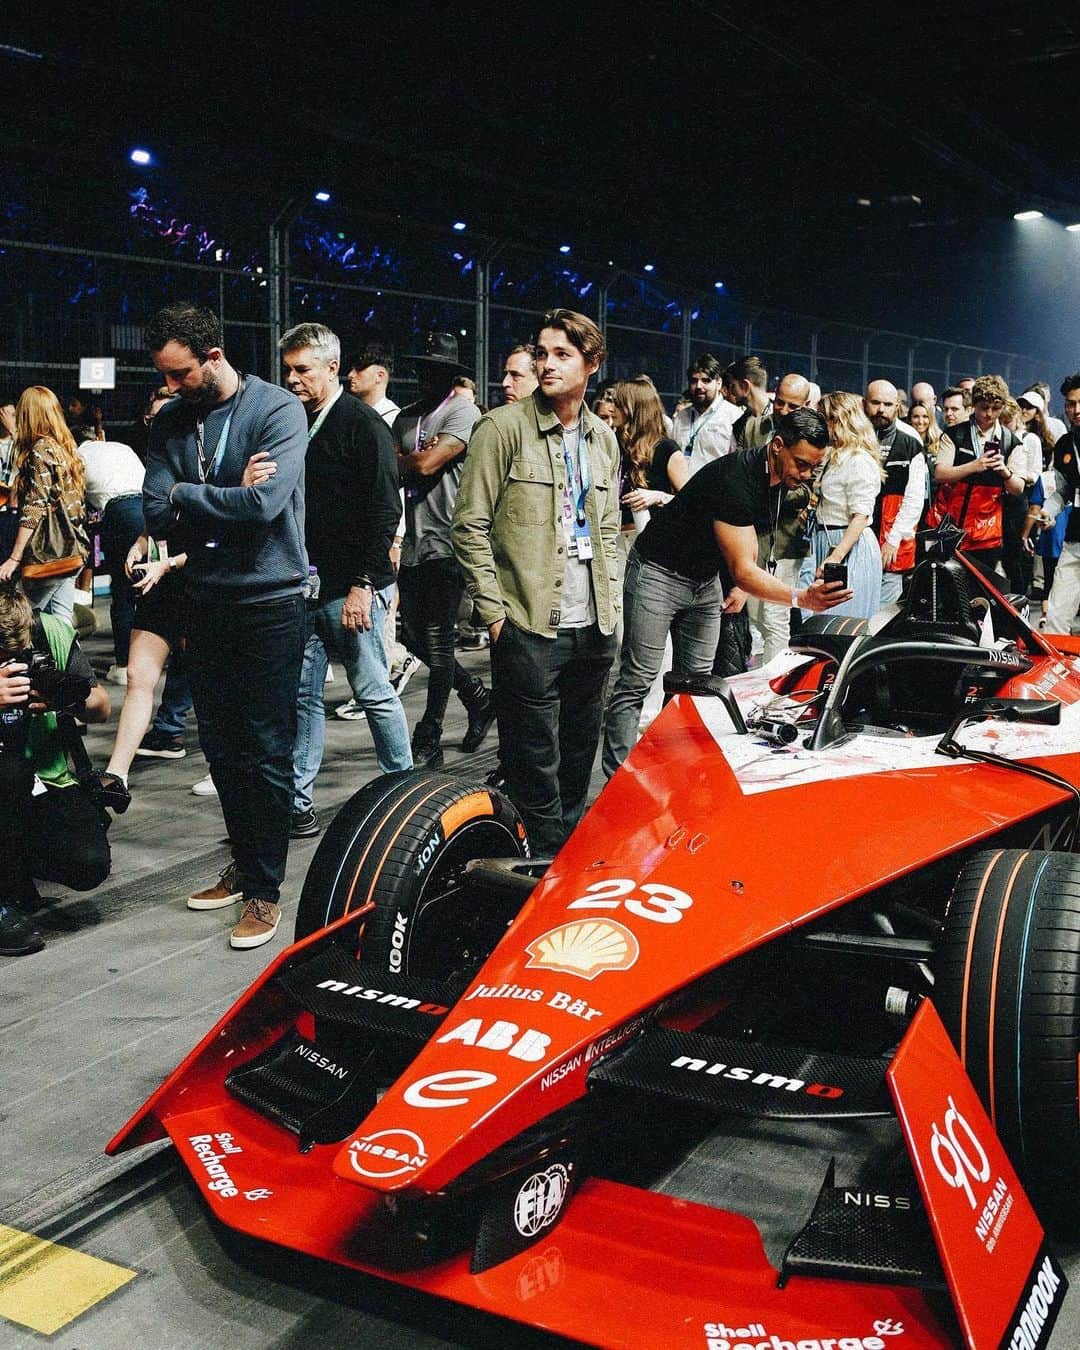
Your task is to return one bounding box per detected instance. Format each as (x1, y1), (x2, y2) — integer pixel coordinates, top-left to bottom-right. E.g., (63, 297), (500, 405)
(864, 379), (927, 605)
(671, 354), (745, 669)
(143, 304), (308, 950)
(671, 353), (739, 474)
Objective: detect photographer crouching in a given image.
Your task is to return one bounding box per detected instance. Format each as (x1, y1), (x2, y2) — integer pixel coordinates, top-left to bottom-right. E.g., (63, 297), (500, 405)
(0, 587), (112, 955)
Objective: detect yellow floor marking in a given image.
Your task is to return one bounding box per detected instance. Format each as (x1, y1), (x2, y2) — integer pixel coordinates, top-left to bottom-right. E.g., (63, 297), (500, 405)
(0, 1223), (136, 1336)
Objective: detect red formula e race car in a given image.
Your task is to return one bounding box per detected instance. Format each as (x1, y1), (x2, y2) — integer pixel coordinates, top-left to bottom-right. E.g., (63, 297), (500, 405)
(110, 542), (1078, 1349)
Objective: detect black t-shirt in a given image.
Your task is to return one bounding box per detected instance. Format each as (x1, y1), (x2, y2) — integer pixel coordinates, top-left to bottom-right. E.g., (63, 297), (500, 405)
(635, 446), (779, 582)
(644, 438), (680, 493)
(1054, 429), (1080, 544)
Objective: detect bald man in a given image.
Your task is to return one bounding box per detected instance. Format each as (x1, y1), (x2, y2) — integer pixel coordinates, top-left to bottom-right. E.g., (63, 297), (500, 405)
(912, 381), (940, 429)
(865, 379), (928, 606)
(743, 373), (813, 661)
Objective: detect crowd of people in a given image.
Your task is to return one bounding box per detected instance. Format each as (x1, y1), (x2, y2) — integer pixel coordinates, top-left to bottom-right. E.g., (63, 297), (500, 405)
(2, 300), (1079, 959)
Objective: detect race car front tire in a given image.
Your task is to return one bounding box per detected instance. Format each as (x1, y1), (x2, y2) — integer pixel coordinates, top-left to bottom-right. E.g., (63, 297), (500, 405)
(933, 848), (1080, 1227)
(295, 770), (530, 980)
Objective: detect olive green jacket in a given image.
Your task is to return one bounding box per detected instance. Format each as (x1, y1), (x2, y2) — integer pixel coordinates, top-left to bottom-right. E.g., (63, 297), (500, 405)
(451, 391), (621, 637)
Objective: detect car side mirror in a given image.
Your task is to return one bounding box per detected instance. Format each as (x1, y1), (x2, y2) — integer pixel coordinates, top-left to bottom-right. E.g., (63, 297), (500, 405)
(662, 673), (748, 734)
(938, 697), (1060, 757)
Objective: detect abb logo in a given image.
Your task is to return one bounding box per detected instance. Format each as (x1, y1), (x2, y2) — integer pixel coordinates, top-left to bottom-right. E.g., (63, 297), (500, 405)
(436, 1018), (550, 1062)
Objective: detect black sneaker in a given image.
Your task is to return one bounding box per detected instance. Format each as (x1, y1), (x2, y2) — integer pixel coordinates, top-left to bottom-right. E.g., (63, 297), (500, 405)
(93, 770), (132, 814)
(136, 729), (186, 759)
(290, 807), (321, 838)
(462, 701), (496, 753)
(0, 904), (45, 956)
(411, 722), (444, 770)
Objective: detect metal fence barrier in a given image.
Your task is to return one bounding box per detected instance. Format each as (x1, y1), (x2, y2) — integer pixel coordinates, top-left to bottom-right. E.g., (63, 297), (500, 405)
(0, 217), (1043, 431)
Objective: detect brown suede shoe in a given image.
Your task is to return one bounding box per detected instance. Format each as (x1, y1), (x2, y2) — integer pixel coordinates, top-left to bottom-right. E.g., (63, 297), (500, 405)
(230, 898), (281, 949)
(187, 862), (242, 911)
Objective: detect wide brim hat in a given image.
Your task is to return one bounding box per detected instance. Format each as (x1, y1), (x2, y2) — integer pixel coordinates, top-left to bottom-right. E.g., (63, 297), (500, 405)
(405, 331), (472, 373)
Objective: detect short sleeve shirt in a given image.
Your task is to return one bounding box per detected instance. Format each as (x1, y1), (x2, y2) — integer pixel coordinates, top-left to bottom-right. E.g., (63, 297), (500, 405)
(644, 438), (680, 493)
(635, 446), (777, 582)
(397, 395), (482, 564)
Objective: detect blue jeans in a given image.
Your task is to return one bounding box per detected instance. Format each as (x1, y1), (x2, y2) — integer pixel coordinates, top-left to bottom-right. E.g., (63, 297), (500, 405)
(22, 573), (76, 625)
(292, 585), (411, 809)
(152, 649), (194, 737)
(602, 550), (722, 777)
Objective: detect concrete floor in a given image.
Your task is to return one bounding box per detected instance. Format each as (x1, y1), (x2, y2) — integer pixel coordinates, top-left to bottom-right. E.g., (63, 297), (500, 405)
(0, 613), (1076, 1348)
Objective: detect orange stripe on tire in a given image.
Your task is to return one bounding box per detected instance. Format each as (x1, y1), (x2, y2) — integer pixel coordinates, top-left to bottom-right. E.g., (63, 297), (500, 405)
(986, 851), (1028, 1127)
(363, 782), (449, 910)
(342, 779), (442, 915)
(959, 850), (1004, 1066)
(440, 791), (493, 839)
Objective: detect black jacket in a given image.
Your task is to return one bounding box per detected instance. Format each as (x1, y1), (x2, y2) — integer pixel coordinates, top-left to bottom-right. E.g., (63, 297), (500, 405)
(304, 390), (400, 600)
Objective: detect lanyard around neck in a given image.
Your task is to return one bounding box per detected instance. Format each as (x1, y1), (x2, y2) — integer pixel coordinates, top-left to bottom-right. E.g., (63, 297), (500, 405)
(307, 384), (342, 442)
(684, 402), (717, 456)
(765, 450), (784, 573)
(562, 415), (591, 525)
(195, 375), (245, 483)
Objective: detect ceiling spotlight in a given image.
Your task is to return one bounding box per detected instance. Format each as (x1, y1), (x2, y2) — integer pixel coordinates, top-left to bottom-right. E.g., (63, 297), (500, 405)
(453, 220), (467, 232)
(129, 148), (152, 166)
(856, 197), (872, 207)
(314, 190), (331, 203)
(643, 263), (655, 273)
(559, 244), (571, 254)
(714, 281), (725, 291)
(1067, 223), (1080, 233)
(1013, 210), (1044, 221)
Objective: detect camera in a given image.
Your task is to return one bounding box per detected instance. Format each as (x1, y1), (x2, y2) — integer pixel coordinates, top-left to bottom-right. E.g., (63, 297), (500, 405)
(0, 647), (92, 752)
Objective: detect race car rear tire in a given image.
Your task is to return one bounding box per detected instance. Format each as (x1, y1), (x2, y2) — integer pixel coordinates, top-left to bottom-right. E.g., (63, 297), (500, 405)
(793, 614), (870, 638)
(933, 848), (1080, 1226)
(295, 771), (529, 980)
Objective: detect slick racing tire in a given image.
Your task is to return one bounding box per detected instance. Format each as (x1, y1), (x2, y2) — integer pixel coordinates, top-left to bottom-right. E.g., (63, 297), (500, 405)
(792, 614), (870, 638)
(295, 771), (529, 980)
(933, 848), (1080, 1226)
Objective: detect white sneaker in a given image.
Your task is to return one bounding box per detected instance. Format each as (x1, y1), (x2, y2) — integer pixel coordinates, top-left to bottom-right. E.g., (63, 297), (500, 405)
(191, 772), (218, 796)
(334, 699), (367, 721)
(391, 652), (421, 696)
(105, 664), (128, 685)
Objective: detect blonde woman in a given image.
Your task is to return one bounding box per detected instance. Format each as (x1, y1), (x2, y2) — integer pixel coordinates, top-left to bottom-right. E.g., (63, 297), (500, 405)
(798, 391), (884, 621)
(0, 386), (88, 622)
(907, 401), (941, 458)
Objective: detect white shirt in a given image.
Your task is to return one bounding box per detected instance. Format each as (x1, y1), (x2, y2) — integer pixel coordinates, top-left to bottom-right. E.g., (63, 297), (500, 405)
(1008, 431), (1043, 486)
(671, 398), (739, 477)
(817, 449), (882, 528)
(372, 395), (400, 427)
(77, 439), (145, 512)
(366, 395), (404, 537)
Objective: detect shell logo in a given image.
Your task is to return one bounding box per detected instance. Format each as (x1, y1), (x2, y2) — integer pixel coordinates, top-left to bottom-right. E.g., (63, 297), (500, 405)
(525, 920), (639, 980)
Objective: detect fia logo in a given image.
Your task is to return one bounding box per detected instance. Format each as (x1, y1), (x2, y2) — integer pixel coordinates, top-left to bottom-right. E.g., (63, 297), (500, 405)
(513, 1164), (570, 1237)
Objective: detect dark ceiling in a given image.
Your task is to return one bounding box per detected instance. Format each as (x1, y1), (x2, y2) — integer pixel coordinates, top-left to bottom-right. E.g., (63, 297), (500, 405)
(4, 1), (1080, 365)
